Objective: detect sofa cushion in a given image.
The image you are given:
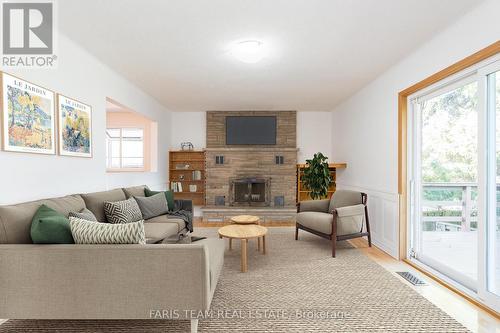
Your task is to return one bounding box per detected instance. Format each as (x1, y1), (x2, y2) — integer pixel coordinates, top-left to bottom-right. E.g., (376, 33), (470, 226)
(70, 217), (146, 244)
(146, 215), (186, 232)
(134, 193), (168, 220)
(144, 220), (179, 243)
(0, 194), (85, 244)
(145, 188), (174, 211)
(69, 208), (97, 222)
(104, 198), (143, 224)
(81, 189), (127, 222)
(31, 205), (74, 244)
(123, 185), (148, 199)
(297, 211), (333, 235)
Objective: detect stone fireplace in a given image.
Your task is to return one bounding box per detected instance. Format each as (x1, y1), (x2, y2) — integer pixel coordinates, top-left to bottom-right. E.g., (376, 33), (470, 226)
(229, 177), (271, 206)
(203, 110), (298, 223)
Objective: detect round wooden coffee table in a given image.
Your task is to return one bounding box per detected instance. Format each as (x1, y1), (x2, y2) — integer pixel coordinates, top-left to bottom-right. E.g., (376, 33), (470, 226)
(230, 215), (260, 225)
(218, 224), (268, 273)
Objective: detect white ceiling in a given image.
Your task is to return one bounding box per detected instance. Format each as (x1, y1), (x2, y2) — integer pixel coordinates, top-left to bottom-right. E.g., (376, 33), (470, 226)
(59, 0), (482, 111)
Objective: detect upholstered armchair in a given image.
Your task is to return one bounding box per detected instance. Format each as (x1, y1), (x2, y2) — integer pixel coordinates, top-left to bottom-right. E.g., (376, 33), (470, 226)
(295, 190), (371, 257)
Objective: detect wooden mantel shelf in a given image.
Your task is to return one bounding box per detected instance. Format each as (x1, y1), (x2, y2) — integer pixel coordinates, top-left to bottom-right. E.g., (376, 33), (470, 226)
(297, 163), (347, 169)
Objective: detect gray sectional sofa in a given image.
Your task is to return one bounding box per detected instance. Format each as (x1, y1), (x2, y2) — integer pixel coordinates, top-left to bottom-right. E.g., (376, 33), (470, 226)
(0, 185), (225, 333)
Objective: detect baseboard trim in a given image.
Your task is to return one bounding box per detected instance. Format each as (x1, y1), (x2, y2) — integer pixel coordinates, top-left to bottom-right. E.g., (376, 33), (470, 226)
(403, 259), (500, 319)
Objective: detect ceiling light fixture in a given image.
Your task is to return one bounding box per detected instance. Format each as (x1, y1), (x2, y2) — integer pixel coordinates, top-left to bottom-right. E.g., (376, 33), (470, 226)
(229, 40), (266, 63)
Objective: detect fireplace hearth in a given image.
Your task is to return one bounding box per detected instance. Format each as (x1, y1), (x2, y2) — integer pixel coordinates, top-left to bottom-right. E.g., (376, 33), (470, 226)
(229, 177), (271, 206)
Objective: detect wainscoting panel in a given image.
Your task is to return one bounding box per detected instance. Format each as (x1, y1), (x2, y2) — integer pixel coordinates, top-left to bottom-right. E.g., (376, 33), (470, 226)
(337, 183), (399, 258)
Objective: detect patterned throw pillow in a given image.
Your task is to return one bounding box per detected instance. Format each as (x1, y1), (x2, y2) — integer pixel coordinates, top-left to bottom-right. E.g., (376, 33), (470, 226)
(69, 217), (146, 244)
(103, 198), (142, 224)
(69, 208), (98, 222)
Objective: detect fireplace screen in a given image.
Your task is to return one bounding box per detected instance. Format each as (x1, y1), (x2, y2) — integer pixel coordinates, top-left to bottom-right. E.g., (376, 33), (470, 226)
(229, 177), (271, 206)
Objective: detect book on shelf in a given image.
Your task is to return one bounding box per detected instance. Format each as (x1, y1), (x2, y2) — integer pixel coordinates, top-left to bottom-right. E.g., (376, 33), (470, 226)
(170, 181), (183, 192)
(192, 170), (202, 180)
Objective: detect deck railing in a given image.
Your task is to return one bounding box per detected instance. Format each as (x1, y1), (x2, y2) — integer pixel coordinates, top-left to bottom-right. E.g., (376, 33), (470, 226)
(422, 183), (478, 232)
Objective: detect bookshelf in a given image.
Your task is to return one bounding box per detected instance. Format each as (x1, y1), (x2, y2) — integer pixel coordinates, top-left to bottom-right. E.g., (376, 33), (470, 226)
(296, 163), (347, 202)
(169, 150), (206, 206)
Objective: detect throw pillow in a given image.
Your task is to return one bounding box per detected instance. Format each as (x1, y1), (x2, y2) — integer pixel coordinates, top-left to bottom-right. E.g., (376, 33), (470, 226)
(70, 217), (146, 244)
(69, 208), (98, 222)
(145, 188), (174, 211)
(30, 204), (74, 244)
(134, 193), (168, 220)
(103, 198), (142, 224)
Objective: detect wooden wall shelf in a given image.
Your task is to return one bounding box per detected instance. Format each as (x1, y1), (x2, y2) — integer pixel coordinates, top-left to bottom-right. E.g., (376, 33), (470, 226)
(169, 150), (206, 206)
(296, 163), (347, 202)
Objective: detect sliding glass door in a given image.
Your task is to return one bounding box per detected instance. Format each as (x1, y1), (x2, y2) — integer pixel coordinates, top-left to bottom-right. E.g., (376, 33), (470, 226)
(409, 57), (500, 311)
(410, 77), (479, 291)
(481, 62), (500, 309)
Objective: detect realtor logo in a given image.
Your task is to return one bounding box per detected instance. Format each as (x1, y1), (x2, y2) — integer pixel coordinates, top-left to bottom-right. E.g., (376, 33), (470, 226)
(1, 1), (57, 67)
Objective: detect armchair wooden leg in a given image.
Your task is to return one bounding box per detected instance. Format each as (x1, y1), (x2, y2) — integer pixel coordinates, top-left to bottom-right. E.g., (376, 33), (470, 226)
(365, 205), (372, 247)
(332, 212), (337, 258)
(295, 225), (299, 240)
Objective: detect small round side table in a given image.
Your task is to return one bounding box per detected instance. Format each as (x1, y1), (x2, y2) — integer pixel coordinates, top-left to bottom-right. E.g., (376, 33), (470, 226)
(218, 224), (268, 272)
(230, 215), (260, 225)
(230, 215), (262, 251)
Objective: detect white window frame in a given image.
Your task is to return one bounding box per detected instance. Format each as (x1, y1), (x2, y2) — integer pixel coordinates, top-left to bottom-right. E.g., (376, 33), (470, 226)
(106, 127), (145, 172)
(477, 59), (500, 311)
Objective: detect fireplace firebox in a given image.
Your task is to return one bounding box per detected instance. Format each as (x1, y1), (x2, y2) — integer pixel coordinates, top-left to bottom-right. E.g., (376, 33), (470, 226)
(229, 177), (271, 206)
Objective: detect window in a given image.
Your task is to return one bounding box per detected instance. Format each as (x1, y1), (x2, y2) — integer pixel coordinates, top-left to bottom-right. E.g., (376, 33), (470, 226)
(106, 128), (144, 170)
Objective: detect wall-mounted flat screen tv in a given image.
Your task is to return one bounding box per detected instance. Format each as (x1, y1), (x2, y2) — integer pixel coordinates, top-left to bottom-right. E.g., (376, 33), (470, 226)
(226, 116), (277, 145)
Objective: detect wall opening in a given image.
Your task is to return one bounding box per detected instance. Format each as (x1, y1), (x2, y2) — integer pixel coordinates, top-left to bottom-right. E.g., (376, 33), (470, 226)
(105, 98), (158, 173)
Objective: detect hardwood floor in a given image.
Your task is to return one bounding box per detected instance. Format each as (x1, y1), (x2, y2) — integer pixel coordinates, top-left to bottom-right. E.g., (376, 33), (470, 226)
(348, 237), (500, 333)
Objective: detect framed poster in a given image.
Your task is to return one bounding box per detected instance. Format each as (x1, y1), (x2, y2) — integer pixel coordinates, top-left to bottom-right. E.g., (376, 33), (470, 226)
(57, 94), (92, 157)
(1, 72), (56, 154)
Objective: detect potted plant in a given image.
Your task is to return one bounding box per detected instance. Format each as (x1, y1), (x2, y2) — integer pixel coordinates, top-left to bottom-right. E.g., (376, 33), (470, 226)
(302, 152), (332, 200)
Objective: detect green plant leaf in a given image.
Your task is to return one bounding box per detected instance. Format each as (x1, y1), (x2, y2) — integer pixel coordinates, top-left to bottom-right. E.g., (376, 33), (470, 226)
(302, 152), (332, 200)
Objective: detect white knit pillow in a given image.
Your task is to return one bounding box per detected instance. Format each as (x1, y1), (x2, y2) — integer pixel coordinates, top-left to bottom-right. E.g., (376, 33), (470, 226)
(69, 217), (146, 244)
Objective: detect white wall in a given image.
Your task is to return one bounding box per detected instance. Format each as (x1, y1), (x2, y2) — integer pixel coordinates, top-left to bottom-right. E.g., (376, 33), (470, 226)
(297, 111), (332, 163)
(331, 0), (500, 258)
(170, 111), (333, 163)
(0, 32), (171, 205)
(170, 111), (206, 151)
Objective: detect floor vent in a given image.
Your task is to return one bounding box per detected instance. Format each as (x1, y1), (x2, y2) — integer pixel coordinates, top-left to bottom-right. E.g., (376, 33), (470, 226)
(396, 271), (426, 286)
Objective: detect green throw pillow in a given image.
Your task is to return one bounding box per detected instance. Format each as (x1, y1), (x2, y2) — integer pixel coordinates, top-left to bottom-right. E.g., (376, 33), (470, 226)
(145, 188), (174, 211)
(30, 204), (75, 244)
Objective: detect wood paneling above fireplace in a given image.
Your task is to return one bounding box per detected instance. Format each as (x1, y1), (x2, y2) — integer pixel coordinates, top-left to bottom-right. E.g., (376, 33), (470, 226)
(206, 111), (296, 148)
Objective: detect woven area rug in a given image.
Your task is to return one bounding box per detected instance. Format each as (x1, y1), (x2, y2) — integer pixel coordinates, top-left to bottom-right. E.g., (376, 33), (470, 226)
(0, 227), (469, 332)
